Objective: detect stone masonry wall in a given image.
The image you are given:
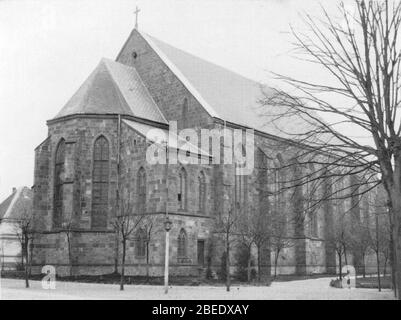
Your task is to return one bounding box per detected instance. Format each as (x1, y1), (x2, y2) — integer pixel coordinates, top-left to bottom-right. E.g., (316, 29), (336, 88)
(32, 116), (120, 274)
(117, 29), (214, 131)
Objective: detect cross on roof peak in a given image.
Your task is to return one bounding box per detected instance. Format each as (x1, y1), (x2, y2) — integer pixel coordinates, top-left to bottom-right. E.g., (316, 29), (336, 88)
(134, 6), (141, 29)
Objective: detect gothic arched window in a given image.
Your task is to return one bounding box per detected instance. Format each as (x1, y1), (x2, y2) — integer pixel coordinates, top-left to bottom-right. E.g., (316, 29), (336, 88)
(135, 228), (147, 257)
(310, 212), (318, 238)
(178, 228), (187, 258)
(198, 171), (206, 213)
(273, 153), (284, 203)
(91, 136), (109, 229)
(178, 167), (187, 210)
(53, 139), (66, 228)
(137, 167), (146, 214)
(305, 163), (315, 199)
(272, 153), (287, 233)
(234, 145), (247, 209)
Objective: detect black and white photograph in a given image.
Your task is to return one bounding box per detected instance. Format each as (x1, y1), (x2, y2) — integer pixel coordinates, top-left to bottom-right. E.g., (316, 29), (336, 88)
(0, 0), (400, 303)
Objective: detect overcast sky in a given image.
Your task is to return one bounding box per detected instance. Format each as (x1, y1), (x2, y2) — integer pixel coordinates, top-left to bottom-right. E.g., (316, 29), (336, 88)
(0, 0), (361, 201)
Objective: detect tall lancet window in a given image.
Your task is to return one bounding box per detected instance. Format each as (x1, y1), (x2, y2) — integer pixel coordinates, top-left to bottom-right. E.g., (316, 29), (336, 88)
(91, 136), (109, 229)
(137, 167), (146, 214)
(198, 171), (206, 213)
(178, 228), (188, 258)
(135, 228), (147, 258)
(234, 145), (247, 209)
(178, 167), (187, 210)
(53, 139), (66, 228)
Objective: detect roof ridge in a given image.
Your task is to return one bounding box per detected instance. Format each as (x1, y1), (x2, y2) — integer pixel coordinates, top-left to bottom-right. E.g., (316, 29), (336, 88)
(143, 32), (265, 86)
(106, 58), (168, 124)
(53, 57), (167, 122)
(101, 59), (135, 117)
(115, 28), (137, 62)
(3, 187), (22, 219)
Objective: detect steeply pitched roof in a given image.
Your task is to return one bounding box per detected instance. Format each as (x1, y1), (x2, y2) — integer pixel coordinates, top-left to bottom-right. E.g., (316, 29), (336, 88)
(0, 193), (14, 220)
(141, 34), (266, 124)
(141, 34), (280, 133)
(53, 30), (332, 143)
(140, 33), (322, 140)
(54, 58), (167, 124)
(0, 187), (32, 221)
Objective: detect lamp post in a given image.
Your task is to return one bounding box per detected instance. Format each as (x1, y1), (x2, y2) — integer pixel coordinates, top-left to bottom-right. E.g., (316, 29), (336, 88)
(164, 216), (172, 294)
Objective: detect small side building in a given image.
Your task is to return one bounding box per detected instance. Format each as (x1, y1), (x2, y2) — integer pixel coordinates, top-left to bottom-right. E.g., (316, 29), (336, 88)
(0, 187), (33, 270)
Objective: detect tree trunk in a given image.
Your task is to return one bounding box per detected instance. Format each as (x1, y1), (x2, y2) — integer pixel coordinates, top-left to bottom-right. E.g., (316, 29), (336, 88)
(21, 244), (24, 268)
(67, 232), (73, 278)
(257, 244), (261, 282)
(24, 235), (29, 288)
(362, 253), (366, 278)
(343, 246), (348, 266)
(274, 257), (278, 278)
(120, 239), (126, 291)
(338, 251), (343, 280)
(392, 214), (401, 299)
(376, 249), (381, 292)
(28, 240), (33, 277)
(247, 247), (252, 283)
(225, 234), (230, 292)
(389, 159), (401, 299)
(114, 230), (119, 274)
(146, 241), (150, 283)
(383, 256), (388, 278)
(390, 227), (397, 297)
(389, 190), (401, 299)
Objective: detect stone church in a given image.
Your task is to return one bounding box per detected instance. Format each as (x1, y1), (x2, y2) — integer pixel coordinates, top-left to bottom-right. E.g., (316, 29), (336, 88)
(31, 26), (374, 278)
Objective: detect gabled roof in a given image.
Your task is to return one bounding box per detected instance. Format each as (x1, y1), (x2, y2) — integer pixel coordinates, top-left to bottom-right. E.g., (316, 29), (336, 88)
(53, 29), (333, 144)
(54, 58), (167, 124)
(141, 34), (268, 126)
(0, 187), (32, 221)
(141, 34), (284, 133)
(0, 194), (14, 220)
(139, 33), (337, 143)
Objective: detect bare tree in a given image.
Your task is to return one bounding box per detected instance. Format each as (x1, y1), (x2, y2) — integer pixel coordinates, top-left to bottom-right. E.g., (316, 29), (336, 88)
(250, 207), (271, 282)
(237, 205), (265, 282)
(368, 200), (391, 291)
(270, 213), (294, 278)
(349, 215), (371, 277)
(260, 0), (401, 298)
(112, 189), (144, 291)
(14, 202), (34, 288)
(142, 215), (158, 282)
(326, 210), (352, 280)
(215, 203), (240, 292)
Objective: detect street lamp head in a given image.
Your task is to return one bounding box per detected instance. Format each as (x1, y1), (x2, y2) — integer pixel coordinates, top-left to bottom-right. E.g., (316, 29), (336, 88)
(164, 217), (172, 232)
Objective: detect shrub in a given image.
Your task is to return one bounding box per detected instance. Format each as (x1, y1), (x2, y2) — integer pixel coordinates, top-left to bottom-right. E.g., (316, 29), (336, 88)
(329, 278), (343, 288)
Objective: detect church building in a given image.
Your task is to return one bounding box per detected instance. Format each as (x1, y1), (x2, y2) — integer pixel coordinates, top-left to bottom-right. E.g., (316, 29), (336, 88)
(31, 26), (374, 278)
